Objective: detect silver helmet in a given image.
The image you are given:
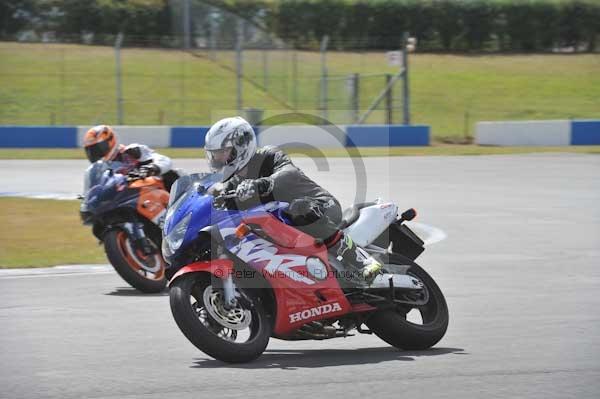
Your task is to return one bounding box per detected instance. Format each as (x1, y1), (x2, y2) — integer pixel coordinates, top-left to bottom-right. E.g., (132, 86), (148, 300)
(204, 116), (257, 181)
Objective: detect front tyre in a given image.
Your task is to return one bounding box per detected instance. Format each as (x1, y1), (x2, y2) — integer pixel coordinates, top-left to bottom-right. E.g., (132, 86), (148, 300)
(366, 256), (448, 350)
(104, 229), (166, 293)
(169, 273), (271, 363)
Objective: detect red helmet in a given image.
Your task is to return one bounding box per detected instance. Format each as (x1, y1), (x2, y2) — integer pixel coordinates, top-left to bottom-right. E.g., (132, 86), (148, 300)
(83, 125), (119, 163)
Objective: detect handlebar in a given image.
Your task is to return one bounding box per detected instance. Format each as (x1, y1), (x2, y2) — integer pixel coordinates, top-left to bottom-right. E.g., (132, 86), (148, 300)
(215, 190), (237, 200)
(213, 190), (238, 209)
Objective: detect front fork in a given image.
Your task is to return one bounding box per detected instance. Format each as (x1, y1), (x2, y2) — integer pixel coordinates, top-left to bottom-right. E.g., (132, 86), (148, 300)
(222, 273), (238, 309)
(120, 222), (155, 256)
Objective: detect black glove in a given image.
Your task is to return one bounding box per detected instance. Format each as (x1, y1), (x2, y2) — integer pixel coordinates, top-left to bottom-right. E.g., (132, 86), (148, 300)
(235, 179), (259, 202)
(235, 178), (275, 201)
(126, 169), (141, 181)
(139, 164), (160, 178)
(123, 147), (142, 159)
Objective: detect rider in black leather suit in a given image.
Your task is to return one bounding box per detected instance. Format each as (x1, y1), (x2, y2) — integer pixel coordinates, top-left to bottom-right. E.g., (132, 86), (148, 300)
(204, 116), (382, 281)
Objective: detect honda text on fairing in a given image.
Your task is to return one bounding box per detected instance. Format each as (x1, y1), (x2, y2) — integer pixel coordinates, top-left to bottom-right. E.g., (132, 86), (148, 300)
(164, 173), (449, 363)
(80, 160), (169, 293)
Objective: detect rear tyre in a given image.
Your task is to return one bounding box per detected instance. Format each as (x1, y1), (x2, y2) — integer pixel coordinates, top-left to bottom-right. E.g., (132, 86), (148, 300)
(366, 255), (448, 350)
(170, 273), (271, 363)
(104, 229), (166, 293)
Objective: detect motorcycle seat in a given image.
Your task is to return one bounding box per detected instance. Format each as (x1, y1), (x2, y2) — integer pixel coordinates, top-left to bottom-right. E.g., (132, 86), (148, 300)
(339, 202), (377, 229)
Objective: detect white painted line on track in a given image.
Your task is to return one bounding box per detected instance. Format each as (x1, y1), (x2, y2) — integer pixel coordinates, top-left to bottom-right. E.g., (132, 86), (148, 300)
(0, 192), (80, 200)
(0, 264), (113, 279)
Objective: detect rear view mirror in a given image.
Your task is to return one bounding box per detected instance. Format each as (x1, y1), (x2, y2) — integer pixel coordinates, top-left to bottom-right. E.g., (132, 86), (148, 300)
(400, 208), (417, 222)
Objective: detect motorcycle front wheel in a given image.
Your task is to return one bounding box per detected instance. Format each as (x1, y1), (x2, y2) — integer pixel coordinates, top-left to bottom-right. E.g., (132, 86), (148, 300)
(104, 229), (166, 293)
(169, 272), (271, 363)
(366, 255), (448, 350)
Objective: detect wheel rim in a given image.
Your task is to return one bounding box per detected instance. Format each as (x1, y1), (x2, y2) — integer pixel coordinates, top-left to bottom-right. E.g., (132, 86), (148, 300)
(189, 282), (260, 344)
(396, 271), (440, 327)
(202, 286), (252, 330)
(116, 231), (165, 281)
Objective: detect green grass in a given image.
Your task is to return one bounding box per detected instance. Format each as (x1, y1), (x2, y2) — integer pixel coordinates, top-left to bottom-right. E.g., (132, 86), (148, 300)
(1, 42), (599, 138)
(0, 198), (106, 268)
(1, 145), (599, 160)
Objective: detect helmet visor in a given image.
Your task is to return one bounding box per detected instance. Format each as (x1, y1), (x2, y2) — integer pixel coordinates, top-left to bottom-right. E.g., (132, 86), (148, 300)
(85, 141), (110, 163)
(206, 147), (234, 171)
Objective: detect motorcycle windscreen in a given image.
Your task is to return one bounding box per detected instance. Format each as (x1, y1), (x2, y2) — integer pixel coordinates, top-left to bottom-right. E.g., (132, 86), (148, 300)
(83, 160), (127, 193)
(83, 161), (108, 193)
(168, 172), (223, 207)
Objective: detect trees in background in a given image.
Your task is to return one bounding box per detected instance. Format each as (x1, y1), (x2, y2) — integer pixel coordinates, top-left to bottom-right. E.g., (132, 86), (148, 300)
(2, 0), (599, 52)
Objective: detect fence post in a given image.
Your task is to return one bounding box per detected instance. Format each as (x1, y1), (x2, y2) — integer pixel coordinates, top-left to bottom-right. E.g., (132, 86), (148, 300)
(385, 74), (393, 124)
(402, 32), (410, 125)
(182, 0), (191, 49)
(262, 48), (269, 91)
(464, 110), (470, 140)
(180, 51), (186, 124)
(348, 73), (360, 123)
(114, 33), (124, 125)
(60, 47), (65, 125)
(236, 19), (244, 114)
(292, 48), (298, 110)
(209, 12), (217, 61)
(320, 35), (329, 120)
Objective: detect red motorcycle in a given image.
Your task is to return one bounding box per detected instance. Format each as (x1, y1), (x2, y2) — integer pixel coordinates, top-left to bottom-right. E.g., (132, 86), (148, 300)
(164, 173), (448, 363)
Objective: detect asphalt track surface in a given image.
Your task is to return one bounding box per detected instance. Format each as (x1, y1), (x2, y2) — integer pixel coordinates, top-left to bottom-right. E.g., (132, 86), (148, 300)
(1, 153), (600, 398)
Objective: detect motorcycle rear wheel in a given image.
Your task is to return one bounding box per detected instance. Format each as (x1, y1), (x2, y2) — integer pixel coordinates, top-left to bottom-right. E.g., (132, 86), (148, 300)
(169, 272), (271, 363)
(366, 255), (448, 350)
(104, 229), (166, 293)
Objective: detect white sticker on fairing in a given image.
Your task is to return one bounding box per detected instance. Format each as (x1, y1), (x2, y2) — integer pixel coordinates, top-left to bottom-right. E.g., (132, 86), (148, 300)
(222, 227), (315, 285)
(289, 302), (343, 323)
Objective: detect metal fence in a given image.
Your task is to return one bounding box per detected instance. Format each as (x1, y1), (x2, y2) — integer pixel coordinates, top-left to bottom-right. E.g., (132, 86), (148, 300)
(0, 37), (408, 127)
(0, 1), (410, 127)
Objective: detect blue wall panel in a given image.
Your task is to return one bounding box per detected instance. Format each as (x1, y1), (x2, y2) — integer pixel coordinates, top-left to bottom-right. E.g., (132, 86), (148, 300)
(345, 125), (429, 147)
(170, 127), (209, 148)
(0, 126), (77, 148)
(571, 121), (600, 145)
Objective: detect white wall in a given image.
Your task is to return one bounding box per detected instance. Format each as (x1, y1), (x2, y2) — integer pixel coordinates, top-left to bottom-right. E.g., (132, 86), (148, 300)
(476, 120), (571, 146)
(258, 125), (347, 149)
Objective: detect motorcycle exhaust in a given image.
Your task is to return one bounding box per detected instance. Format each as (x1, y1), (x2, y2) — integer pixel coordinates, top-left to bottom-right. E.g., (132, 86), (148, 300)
(368, 273), (423, 290)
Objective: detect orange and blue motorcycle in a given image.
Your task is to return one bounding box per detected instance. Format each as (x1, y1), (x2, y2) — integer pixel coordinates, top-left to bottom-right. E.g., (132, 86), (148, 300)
(80, 160), (169, 293)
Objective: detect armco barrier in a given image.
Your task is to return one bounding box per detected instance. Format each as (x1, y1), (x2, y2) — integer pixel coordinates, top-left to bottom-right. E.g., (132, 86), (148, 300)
(476, 120), (600, 146)
(5, 122), (599, 148)
(0, 124), (431, 148)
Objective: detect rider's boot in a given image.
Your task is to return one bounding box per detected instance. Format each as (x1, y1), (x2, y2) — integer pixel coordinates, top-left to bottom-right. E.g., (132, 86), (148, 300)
(334, 234), (383, 283)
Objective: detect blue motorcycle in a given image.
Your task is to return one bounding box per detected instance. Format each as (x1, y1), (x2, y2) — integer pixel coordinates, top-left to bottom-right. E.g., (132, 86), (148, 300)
(164, 172), (448, 363)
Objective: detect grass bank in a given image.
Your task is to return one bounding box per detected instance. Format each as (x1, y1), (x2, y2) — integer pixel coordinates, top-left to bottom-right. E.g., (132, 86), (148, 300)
(0, 198), (105, 268)
(1, 42), (598, 137)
